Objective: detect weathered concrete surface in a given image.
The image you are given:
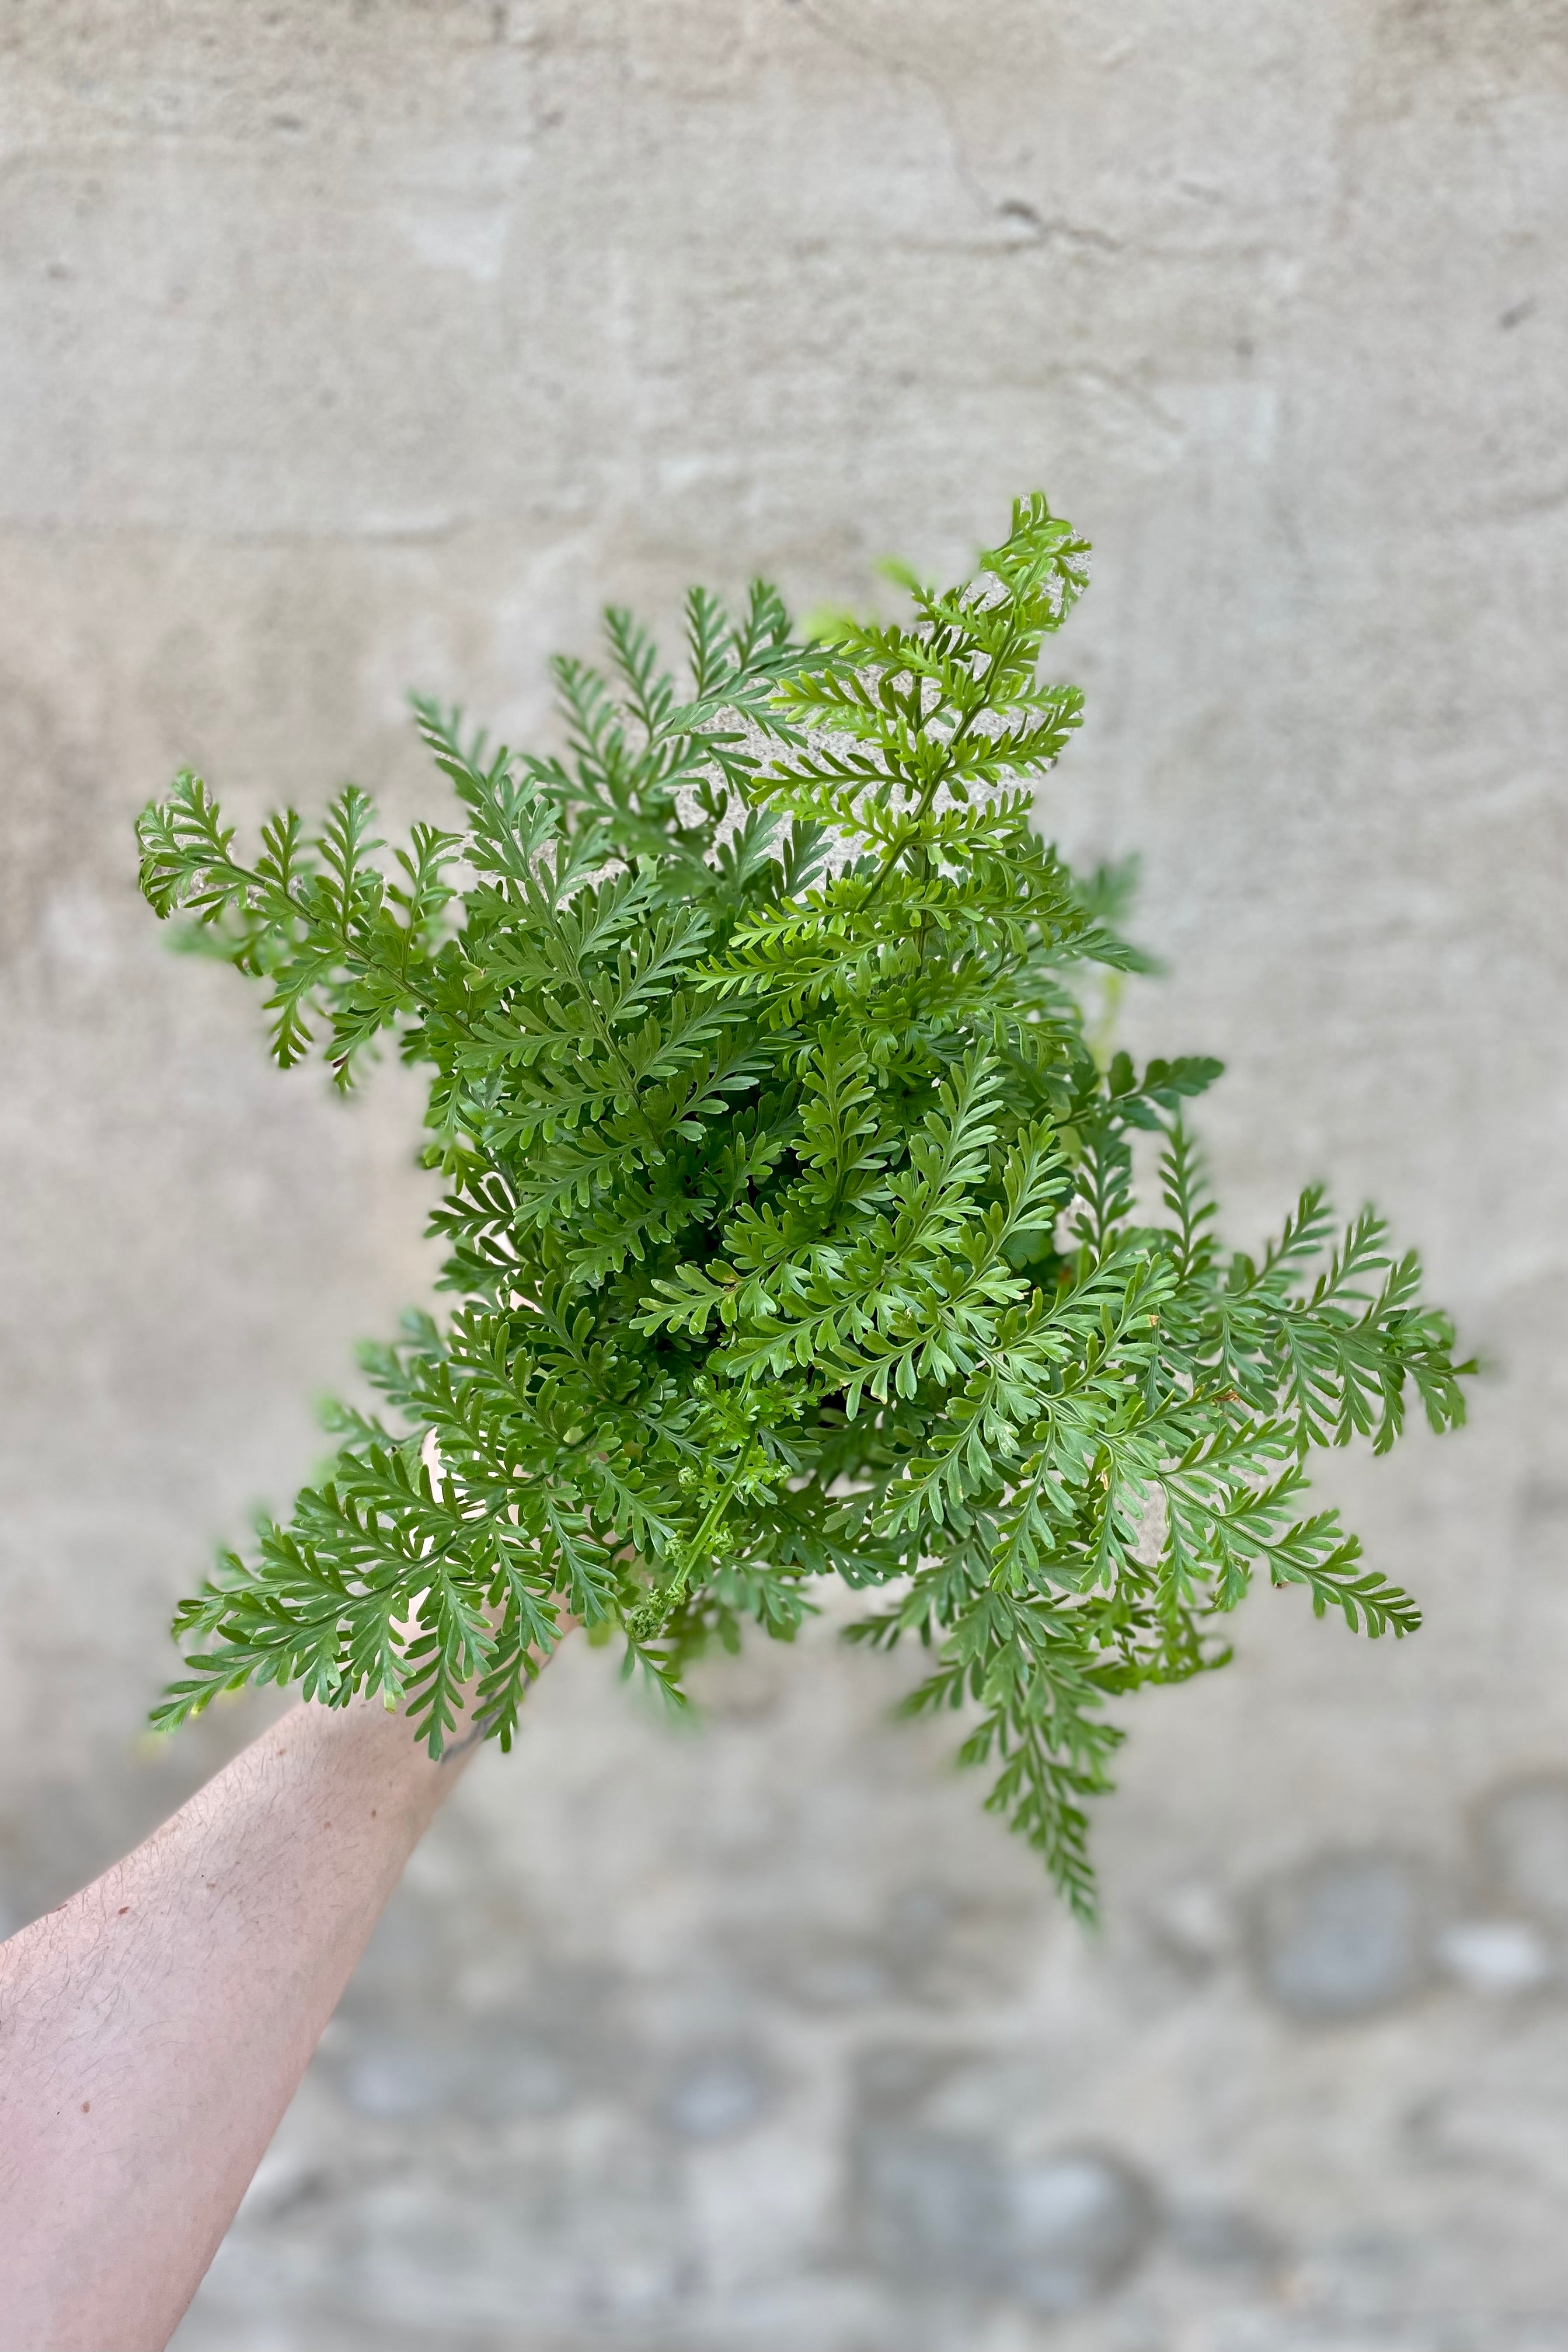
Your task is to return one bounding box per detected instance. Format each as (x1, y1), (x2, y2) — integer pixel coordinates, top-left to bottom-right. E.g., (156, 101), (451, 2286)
(1, 3), (1565, 2344)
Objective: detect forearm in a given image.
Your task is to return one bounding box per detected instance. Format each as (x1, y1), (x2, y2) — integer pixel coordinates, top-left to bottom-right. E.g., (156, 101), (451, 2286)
(0, 1692), (489, 2351)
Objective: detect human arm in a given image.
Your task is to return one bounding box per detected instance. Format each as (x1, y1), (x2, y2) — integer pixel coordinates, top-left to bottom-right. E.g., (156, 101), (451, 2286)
(0, 1666), (560, 2352)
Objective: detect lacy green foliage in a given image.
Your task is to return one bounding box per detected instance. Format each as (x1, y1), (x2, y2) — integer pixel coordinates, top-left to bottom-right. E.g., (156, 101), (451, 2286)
(135, 495), (1471, 1915)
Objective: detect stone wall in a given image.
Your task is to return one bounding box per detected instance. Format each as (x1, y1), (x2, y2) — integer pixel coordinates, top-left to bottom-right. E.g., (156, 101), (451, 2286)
(2, 5), (1566, 2345)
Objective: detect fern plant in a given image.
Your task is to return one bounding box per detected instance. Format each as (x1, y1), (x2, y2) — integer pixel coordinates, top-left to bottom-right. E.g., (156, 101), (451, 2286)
(135, 494), (1470, 1915)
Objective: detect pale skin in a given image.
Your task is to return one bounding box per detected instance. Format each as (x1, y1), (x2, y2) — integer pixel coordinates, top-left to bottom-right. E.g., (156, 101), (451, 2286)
(0, 1644), (569, 2352)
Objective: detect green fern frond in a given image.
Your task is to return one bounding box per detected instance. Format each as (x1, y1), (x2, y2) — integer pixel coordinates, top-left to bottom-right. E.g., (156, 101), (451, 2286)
(135, 492), (1472, 1918)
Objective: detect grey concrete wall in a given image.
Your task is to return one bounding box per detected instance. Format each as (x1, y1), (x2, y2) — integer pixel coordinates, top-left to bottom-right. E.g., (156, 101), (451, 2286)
(2, 3), (1566, 2344)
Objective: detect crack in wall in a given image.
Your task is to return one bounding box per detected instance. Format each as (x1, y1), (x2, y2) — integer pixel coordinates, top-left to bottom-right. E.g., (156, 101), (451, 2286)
(777, 0), (1120, 257)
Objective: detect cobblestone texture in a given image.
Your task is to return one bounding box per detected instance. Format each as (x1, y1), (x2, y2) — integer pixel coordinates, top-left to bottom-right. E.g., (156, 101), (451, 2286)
(2, 4), (1566, 2346)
